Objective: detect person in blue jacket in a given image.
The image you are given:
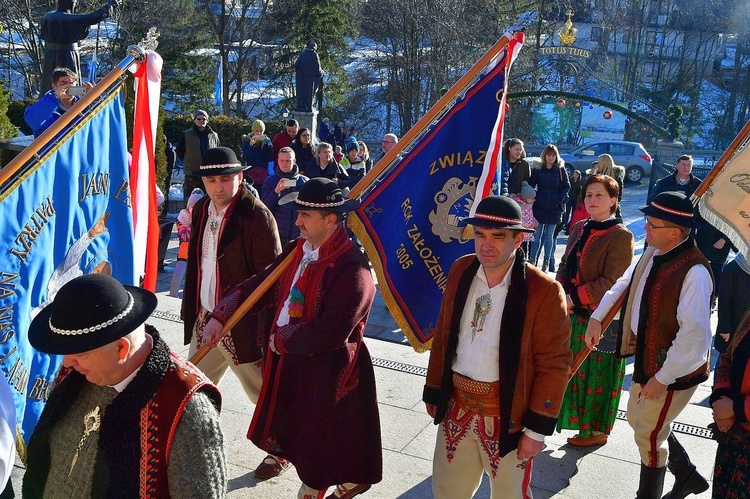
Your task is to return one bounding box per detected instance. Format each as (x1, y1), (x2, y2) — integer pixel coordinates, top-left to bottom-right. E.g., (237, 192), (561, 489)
(24, 67), (91, 137)
(528, 144), (570, 271)
(262, 147), (309, 245)
(242, 119), (274, 186)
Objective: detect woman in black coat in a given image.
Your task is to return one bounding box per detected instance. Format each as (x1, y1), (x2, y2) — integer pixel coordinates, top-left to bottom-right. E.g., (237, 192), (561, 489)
(291, 127), (316, 173)
(528, 143), (570, 271)
(304, 142), (351, 190)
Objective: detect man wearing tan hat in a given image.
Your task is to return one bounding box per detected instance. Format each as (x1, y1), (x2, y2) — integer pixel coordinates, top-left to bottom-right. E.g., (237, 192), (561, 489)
(423, 195), (571, 498)
(586, 191), (712, 499)
(203, 178), (382, 498)
(24, 274), (226, 497)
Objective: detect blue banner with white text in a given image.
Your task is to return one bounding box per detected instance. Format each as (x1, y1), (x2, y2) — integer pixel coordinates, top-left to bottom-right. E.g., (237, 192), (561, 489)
(0, 88), (134, 443)
(349, 41), (517, 351)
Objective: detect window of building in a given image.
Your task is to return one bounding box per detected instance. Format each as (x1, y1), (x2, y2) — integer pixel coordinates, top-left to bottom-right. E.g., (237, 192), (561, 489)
(643, 62), (657, 77)
(591, 26), (602, 42)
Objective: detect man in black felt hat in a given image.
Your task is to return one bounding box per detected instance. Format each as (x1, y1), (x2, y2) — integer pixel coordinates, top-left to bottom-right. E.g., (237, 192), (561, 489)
(182, 146), (280, 419)
(423, 195), (571, 498)
(203, 178), (382, 499)
(586, 191), (712, 499)
(23, 274), (226, 497)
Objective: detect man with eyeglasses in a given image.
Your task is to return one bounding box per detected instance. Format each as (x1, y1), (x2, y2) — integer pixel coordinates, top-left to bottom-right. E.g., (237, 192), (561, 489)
(374, 133), (399, 164)
(176, 110), (221, 201)
(585, 191), (712, 499)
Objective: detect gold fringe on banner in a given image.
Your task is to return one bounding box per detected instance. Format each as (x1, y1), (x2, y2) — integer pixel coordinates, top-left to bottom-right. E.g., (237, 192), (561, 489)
(347, 215), (433, 353)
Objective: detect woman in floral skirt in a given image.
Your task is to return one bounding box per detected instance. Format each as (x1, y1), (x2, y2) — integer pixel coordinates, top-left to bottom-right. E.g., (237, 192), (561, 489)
(555, 174), (634, 446)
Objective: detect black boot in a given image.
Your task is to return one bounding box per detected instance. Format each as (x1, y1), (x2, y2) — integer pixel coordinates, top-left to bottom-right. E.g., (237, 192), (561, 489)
(661, 433), (709, 499)
(636, 463), (666, 499)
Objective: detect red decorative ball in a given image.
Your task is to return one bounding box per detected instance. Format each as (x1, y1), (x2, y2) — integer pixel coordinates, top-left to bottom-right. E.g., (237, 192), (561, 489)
(603, 110), (612, 119)
(641, 126), (647, 132)
(556, 98), (566, 107)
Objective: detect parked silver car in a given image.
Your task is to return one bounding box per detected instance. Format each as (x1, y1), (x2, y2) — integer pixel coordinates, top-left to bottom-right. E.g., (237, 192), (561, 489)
(560, 140), (653, 182)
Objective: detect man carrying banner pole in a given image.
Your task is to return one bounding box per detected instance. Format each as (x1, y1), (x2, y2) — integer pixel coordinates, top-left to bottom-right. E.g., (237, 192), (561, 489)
(585, 192), (712, 499)
(423, 195), (571, 498)
(201, 178), (382, 499)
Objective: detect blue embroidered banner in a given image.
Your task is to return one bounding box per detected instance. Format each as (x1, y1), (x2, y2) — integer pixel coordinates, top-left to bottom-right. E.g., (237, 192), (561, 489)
(349, 33), (523, 351)
(0, 88), (134, 443)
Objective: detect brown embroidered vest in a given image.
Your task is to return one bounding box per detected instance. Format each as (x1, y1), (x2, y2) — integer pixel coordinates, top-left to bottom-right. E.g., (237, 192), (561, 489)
(138, 352), (218, 497)
(621, 238), (712, 390)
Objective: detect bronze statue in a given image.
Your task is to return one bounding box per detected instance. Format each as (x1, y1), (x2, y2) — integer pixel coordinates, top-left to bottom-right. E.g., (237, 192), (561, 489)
(39, 0), (120, 91)
(294, 42), (323, 112)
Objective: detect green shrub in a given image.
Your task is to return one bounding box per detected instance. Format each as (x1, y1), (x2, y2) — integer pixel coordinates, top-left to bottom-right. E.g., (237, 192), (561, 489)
(7, 99), (34, 136)
(163, 114), (283, 160)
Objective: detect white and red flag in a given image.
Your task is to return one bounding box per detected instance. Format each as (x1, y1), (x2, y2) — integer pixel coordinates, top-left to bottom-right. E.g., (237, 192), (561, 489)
(129, 51), (163, 291)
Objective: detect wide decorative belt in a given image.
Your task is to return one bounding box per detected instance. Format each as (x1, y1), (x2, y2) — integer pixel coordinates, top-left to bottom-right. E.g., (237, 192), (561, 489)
(45, 42), (79, 51)
(452, 372), (500, 416)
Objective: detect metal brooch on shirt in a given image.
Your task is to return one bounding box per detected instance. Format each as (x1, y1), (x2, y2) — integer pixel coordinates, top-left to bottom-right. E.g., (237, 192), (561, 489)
(298, 253), (315, 277)
(471, 293), (492, 336)
(209, 218), (219, 235)
(69, 406), (101, 477)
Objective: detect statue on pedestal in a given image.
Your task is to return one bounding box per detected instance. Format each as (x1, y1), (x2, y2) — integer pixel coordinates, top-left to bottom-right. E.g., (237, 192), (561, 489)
(294, 42), (323, 112)
(40, 0), (120, 90)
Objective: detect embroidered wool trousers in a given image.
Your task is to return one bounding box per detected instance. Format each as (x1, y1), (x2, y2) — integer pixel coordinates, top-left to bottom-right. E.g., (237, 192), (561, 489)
(626, 382), (698, 468)
(189, 308), (263, 403)
(432, 398), (534, 499)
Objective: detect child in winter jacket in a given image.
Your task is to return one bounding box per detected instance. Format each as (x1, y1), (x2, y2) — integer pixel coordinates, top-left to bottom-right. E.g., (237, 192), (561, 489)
(513, 181), (539, 258)
(340, 138), (368, 187)
(169, 188), (203, 297)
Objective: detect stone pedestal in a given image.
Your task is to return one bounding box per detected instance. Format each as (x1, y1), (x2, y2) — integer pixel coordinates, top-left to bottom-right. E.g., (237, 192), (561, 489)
(655, 139), (684, 167)
(293, 110), (318, 141)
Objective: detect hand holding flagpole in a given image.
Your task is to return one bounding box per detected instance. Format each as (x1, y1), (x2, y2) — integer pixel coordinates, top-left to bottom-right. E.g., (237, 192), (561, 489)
(568, 292), (626, 382)
(189, 253), (294, 365)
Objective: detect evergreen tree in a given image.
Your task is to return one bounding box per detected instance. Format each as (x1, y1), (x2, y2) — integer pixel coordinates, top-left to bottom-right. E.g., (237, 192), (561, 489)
(0, 24), (19, 139)
(0, 79), (19, 140)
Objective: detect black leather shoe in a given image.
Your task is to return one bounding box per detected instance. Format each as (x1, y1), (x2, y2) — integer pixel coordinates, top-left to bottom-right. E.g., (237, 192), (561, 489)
(661, 468), (709, 499)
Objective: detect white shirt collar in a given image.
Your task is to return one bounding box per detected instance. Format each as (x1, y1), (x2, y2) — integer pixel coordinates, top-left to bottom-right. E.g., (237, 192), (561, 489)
(208, 200), (228, 217)
(301, 239), (321, 260)
(110, 334), (153, 393)
(477, 255), (515, 289)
